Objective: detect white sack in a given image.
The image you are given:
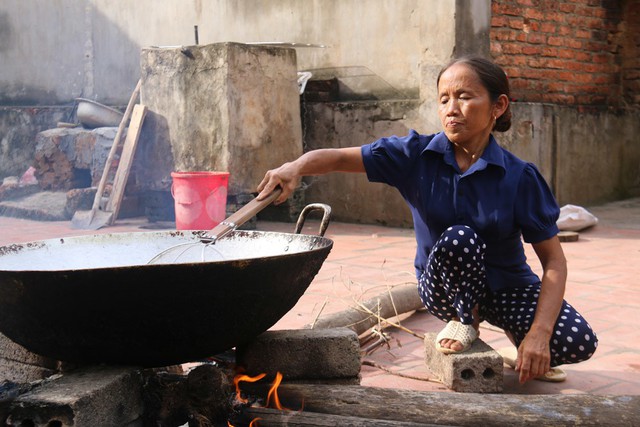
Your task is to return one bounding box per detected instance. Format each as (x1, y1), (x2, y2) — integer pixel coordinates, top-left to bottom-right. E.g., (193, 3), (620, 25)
(557, 204), (599, 231)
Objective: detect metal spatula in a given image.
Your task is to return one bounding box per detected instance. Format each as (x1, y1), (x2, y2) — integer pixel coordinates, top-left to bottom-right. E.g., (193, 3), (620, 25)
(147, 188), (282, 265)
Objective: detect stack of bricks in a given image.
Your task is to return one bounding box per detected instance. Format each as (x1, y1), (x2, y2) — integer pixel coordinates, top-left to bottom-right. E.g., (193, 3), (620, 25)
(490, 0), (640, 108)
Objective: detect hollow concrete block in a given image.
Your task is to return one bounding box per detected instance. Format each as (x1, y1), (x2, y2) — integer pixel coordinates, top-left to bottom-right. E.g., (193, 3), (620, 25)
(236, 328), (361, 382)
(7, 365), (143, 427)
(424, 332), (503, 393)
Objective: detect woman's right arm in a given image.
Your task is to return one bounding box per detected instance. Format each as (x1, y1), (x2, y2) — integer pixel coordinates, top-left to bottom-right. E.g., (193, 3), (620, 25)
(256, 147), (365, 204)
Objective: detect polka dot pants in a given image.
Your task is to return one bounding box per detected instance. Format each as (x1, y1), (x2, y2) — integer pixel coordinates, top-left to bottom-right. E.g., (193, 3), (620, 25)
(417, 225), (598, 367)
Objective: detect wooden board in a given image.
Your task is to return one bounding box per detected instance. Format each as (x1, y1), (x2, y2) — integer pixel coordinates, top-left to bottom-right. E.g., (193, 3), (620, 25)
(105, 103), (147, 224)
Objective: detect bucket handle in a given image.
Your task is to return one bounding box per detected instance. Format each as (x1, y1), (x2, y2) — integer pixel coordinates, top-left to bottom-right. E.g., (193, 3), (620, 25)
(171, 181), (227, 204)
(171, 182), (196, 205)
(294, 204), (332, 237)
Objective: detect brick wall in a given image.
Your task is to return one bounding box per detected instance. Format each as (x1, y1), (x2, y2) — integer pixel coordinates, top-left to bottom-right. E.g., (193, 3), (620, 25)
(490, 0), (639, 107)
(621, 1), (640, 105)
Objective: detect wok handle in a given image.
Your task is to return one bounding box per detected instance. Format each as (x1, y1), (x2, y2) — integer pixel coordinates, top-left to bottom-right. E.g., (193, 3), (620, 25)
(202, 187), (282, 243)
(294, 203), (332, 236)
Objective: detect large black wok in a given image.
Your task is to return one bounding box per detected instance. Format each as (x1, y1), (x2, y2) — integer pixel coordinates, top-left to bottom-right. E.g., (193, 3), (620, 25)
(0, 207), (332, 367)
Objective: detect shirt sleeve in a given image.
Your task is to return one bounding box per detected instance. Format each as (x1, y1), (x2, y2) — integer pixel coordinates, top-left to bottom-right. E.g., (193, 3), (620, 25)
(361, 130), (423, 188)
(515, 163), (560, 243)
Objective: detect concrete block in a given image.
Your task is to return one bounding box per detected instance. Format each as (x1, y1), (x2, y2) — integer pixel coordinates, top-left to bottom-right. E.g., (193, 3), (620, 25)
(424, 332), (503, 393)
(236, 328), (361, 381)
(0, 333), (58, 369)
(7, 365), (143, 427)
(0, 357), (57, 384)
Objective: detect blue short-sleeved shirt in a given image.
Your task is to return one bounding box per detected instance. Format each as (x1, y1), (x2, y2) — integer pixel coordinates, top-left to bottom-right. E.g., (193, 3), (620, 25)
(361, 130), (560, 292)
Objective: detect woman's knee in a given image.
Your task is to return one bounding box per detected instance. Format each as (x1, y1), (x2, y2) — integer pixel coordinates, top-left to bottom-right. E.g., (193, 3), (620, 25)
(550, 313), (598, 364)
(435, 225), (485, 258)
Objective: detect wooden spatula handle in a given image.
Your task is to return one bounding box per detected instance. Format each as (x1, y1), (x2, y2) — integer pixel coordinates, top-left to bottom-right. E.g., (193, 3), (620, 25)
(202, 187), (282, 242)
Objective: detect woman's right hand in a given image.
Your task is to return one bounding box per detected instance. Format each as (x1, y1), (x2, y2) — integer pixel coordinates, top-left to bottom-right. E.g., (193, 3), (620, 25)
(256, 147), (365, 205)
(256, 161), (300, 204)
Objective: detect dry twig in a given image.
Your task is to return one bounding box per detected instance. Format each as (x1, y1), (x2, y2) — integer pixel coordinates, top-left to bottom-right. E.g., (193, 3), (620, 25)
(361, 360), (442, 384)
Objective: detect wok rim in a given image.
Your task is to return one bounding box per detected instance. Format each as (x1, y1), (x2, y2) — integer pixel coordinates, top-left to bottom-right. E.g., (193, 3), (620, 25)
(0, 229), (334, 273)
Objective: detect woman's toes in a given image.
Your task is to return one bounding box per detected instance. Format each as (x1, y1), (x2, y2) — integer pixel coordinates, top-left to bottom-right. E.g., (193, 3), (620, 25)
(440, 339), (463, 351)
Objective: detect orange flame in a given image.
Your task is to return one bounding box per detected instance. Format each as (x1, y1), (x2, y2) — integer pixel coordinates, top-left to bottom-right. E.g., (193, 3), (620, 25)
(230, 371), (301, 426)
(266, 371), (284, 410)
(233, 372), (266, 404)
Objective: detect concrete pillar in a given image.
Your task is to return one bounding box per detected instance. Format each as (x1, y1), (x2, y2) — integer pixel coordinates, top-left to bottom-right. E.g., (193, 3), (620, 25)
(419, 0), (492, 131)
(139, 42), (303, 196)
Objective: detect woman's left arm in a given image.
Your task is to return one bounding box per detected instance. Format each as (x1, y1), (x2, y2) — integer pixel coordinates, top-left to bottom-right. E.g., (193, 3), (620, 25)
(516, 235), (567, 383)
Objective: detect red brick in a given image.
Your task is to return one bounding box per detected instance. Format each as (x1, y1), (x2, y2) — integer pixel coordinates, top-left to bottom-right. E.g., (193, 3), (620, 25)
(527, 33), (547, 44)
(540, 22), (557, 33)
(592, 74), (615, 84)
(493, 29), (515, 41)
(541, 46), (559, 56)
(567, 39), (584, 49)
(523, 8), (546, 20)
(490, 44), (503, 55)
(556, 70), (578, 81)
(524, 19), (540, 32)
(558, 25), (572, 36)
(522, 45), (543, 55)
(542, 93), (576, 104)
(547, 36), (565, 46)
(546, 82), (569, 92)
(575, 29), (591, 38)
(592, 52), (613, 63)
(502, 42), (523, 54)
(545, 11), (565, 22)
(509, 17), (525, 30)
(510, 55), (528, 66)
(491, 15), (508, 27)
(559, 3), (577, 13)
(494, 3), (523, 16)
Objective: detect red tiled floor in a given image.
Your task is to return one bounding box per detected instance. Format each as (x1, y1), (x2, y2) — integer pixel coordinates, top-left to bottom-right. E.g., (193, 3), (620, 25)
(0, 198), (639, 395)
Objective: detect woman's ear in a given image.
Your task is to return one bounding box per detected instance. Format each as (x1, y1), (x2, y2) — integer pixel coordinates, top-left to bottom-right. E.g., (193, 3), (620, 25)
(494, 94), (509, 119)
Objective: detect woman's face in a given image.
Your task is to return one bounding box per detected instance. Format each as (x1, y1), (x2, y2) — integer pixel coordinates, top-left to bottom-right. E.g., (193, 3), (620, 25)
(437, 63), (497, 147)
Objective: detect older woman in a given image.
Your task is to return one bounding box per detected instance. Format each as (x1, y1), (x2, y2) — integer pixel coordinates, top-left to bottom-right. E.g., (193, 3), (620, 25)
(257, 56), (597, 384)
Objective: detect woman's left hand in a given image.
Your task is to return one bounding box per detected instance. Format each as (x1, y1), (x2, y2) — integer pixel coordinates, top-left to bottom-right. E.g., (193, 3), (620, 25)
(515, 235), (567, 384)
(516, 326), (552, 383)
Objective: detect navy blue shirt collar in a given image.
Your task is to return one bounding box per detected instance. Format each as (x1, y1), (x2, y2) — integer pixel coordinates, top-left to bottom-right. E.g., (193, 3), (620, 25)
(422, 132), (506, 175)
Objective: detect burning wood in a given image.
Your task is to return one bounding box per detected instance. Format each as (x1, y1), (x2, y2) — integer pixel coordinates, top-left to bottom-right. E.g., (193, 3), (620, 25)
(230, 371), (303, 427)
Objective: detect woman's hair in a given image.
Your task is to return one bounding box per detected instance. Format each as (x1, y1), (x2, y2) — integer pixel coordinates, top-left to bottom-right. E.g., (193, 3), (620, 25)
(437, 55), (512, 132)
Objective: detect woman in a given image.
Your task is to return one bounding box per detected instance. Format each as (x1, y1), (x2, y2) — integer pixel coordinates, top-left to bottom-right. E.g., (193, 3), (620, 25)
(257, 56), (597, 384)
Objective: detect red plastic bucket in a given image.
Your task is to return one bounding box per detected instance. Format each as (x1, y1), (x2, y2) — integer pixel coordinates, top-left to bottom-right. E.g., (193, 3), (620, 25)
(171, 171), (230, 230)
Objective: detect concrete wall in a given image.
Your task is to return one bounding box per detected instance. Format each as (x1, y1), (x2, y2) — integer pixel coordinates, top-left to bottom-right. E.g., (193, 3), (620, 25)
(303, 100), (640, 226)
(0, 0), (430, 105)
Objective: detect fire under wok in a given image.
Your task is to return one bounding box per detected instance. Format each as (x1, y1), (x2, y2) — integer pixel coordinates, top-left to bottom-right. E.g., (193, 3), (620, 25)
(0, 206), (333, 367)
